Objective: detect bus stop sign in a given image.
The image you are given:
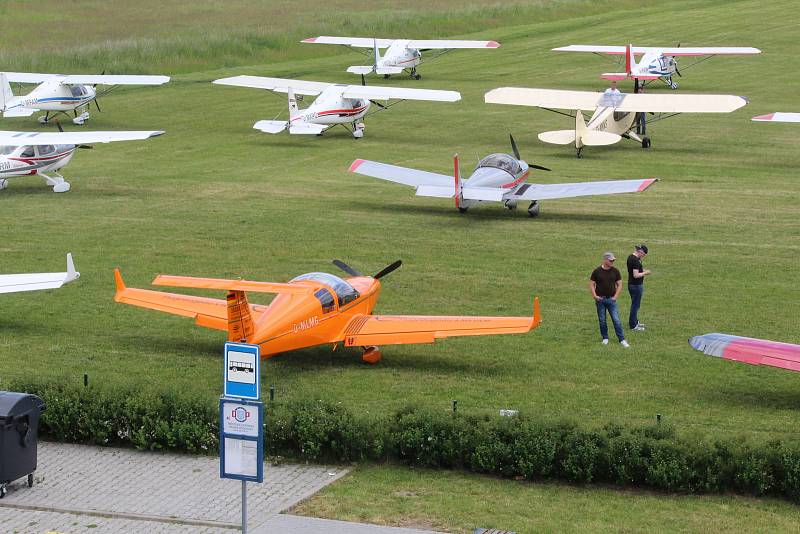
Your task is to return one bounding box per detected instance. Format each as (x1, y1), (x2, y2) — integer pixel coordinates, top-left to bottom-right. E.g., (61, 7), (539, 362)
(224, 342), (260, 400)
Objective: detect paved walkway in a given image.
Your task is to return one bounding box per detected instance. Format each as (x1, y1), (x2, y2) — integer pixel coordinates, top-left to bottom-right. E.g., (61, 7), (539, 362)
(0, 442), (443, 534)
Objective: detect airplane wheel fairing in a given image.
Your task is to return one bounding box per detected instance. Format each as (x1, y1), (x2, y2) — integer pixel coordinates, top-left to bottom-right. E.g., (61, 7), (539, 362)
(53, 182), (71, 193)
(670, 81), (679, 89)
(527, 201), (540, 218)
(362, 346), (381, 364)
(0, 179), (7, 190)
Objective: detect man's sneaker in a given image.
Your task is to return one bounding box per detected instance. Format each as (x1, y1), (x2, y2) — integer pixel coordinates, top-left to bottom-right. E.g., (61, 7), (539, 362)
(633, 324), (646, 331)
(620, 340), (630, 348)
(601, 339), (609, 345)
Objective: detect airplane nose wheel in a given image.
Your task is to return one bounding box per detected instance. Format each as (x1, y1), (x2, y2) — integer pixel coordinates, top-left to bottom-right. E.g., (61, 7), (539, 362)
(362, 346), (382, 364)
(641, 137), (651, 149)
(457, 207), (469, 214)
(527, 201), (540, 218)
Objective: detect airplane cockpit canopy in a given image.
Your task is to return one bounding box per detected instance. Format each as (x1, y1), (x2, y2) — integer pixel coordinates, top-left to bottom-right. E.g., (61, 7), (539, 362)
(70, 85), (89, 97)
(475, 153), (520, 176)
(291, 272), (360, 306)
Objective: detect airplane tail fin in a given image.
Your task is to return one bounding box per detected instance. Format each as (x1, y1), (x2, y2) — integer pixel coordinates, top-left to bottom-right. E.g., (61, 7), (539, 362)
(453, 153), (462, 210)
(227, 290), (255, 342)
(625, 43), (634, 75)
(0, 73), (13, 111)
(575, 110), (587, 148)
(373, 37), (380, 69)
(288, 87), (300, 121)
(65, 253), (80, 284)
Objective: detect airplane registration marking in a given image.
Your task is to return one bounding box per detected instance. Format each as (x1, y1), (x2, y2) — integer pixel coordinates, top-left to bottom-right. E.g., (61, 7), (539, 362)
(293, 315), (319, 333)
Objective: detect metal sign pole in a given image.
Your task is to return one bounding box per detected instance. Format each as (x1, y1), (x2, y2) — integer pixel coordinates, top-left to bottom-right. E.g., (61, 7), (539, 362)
(242, 479), (248, 534)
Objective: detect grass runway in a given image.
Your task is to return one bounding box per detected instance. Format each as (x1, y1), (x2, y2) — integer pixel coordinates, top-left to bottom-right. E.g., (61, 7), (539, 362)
(1, 0), (799, 530)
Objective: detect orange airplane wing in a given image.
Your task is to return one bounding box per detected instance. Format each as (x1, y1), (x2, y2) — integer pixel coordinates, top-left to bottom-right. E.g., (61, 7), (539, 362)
(342, 297), (541, 347)
(152, 275), (321, 294)
(115, 269), (254, 331)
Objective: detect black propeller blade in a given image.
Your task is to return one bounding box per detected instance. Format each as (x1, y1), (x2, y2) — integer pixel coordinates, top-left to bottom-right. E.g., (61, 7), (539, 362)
(332, 259), (362, 277)
(509, 133), (551, 171)
(373, 260), (402, 280)
(370, 99), (386, 109)
(361, 73), (366, 86)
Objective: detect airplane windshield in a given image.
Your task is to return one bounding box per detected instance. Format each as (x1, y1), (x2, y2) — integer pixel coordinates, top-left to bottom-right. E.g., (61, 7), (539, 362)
(291, 272), (359, 306)
(475, 153), (520, 175)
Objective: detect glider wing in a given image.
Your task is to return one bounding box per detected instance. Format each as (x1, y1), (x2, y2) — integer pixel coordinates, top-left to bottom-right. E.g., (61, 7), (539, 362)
(59, 75), (170, 85)
(342, 85), (461, 102)
(407, 39), (500, 49)
(340, 298), (540, 346)
(213, 76), (331, 96)
(689, 333), (800, 372)
(0, 131), (164, 145)
(0, 253), (79, 294)
(302, 36), (396, 48)
(509, 178), (657, 201)
(349, 159), (453, 188)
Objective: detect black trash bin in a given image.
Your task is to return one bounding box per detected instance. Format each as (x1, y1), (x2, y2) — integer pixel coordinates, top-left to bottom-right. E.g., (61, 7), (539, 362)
(0, 391), (46, 498)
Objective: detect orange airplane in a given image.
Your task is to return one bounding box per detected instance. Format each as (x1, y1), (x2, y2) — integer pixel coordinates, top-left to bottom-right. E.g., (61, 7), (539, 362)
(114, 260), (541, 363)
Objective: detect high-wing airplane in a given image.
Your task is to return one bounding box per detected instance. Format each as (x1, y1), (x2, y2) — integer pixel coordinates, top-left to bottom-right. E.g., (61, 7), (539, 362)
(552, 44), (760, 89)
(1, 72), (170, 125)
(113, 260), (541, 364)
(349, 135), (656, 216)
(0, 128), (164, 192)
(0, 253), (79, 294)
(484, 87), (748, 157)
(302, 36), (500, 79)
(752, 113), (800, 123)
(212, 75), (460, 138)
(689, 333), (800, 373)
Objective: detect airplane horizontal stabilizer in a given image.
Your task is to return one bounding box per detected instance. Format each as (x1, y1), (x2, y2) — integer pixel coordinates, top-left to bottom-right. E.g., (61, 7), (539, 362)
(253, 120), (288, 134)
(415, 185), (454, 198)
(581, 131), (622, 146)
(346, 66), (375, 75)
(375, 66), (404, 75)
(3, 108), (37, 117)
(288, 123), (327, 135)
(538, 130), (577, 145)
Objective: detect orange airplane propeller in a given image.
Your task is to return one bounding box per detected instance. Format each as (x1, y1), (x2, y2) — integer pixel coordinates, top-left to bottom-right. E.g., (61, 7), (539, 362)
(113, 260), (541, 363)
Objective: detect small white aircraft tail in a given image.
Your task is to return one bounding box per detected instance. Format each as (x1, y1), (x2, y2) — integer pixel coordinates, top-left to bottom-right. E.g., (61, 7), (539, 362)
(538, 130), (577, 145)
(346, 39), (404, 75)
(288, 87), (301, 121)
(65, 253), (80, 283)
(0, 73), (13, 111)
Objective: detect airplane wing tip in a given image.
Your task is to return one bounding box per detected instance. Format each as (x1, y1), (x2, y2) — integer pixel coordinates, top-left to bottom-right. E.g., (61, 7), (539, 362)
(114, 268), (126, 293)
(486, 41), (501, 48)
(349, 159), (366, 172)
(301, 37), (317, 43)
(637, 178), (658, 192)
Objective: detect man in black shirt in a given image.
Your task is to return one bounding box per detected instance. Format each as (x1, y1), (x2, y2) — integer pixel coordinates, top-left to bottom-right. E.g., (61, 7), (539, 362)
(626, 244), (651, 331)
(589, 252), (629, 347)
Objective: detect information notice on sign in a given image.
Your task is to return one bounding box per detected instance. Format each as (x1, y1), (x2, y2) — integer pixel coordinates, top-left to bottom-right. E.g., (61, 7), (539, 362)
(219, 397), (263, 482)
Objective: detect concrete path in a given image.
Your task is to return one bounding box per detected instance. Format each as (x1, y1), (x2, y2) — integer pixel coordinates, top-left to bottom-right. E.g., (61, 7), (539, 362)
(0, 441), (444, 533)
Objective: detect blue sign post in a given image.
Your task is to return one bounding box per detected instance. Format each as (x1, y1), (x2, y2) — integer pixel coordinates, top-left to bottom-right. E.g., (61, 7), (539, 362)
(220, 342), (263, 534)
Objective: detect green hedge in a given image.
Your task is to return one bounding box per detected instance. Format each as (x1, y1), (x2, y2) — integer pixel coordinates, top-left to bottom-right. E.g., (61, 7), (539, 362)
(7, 378), (800, 502)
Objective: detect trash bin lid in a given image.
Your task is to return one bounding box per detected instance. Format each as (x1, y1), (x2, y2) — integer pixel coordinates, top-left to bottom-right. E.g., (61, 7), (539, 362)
(0, 391), (45, 418)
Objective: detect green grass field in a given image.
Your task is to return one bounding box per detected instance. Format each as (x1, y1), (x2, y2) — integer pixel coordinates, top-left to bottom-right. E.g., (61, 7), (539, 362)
(1, 0), (799, 530)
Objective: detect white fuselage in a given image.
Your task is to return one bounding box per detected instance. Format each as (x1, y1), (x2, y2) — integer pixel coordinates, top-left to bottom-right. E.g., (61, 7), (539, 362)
(293, 86), (370, 126)
(5, 79), (96, 113)
(635, 51), (677, 78)
(0, 144), (76, 177)
(585, 106), (637, 136)
(379, 41), (422, 70)
(459, 153), (530, 209)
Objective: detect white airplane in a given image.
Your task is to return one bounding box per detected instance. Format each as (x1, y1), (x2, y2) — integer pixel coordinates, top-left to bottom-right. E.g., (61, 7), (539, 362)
(0, 253), (79, 294)
(553, 44), (760, 89)
(752, 113), (800, 123)
(301, 36), (499, 79)
(1, 72), (170, 125)
(0, 129), (164, 192)
(213, 75), (460, 138)
(349, 135), (657, 217)
(484, 87), (747, 157)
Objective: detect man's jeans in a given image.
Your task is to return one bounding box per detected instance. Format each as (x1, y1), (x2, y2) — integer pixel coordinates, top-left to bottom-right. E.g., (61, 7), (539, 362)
(596, 297), (625, 341)
(628, 284), (644, 328)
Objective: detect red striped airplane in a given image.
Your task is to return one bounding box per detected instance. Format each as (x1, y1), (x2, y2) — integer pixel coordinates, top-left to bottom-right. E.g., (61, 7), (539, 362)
(213, 76), (460, 138)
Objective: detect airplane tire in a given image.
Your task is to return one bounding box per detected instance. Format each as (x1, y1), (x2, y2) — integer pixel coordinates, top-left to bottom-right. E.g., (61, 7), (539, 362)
(458, 207), (469, 213)
(383, 74), (390, 79)
(642, 137), (651, 149)
(527, 201), (540, 218)
(414, 74), (421, 80)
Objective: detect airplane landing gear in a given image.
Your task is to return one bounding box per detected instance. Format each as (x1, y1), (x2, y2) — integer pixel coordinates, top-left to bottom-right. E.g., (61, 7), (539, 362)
(352, 121), (365, 139)
(576, 147), (583, 159)
(38, 112), (51, 124)
(527, 201), (540, 218)
(457, 207), (469, 213)
(42, 172), (71, 193)
(0, 179), (8, 190)
(665, 77), (678, 90)
(362, 345), (382, 364)
(641, 137), (651, 149)
(72, 111), (90, 125)
(383, 74), (391, 79)
(410, 68), (421, 80)
(504, 199), (517, 210)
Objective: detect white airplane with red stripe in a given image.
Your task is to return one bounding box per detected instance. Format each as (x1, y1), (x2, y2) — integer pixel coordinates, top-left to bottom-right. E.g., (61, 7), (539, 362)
(0, 129), (164, 192)
(553, 44), (760, 89)
(302, 36), (499, 80)
(213, 76), (460, 138)
(349, 135), (657, 217)
(1, 72), (170, 125)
